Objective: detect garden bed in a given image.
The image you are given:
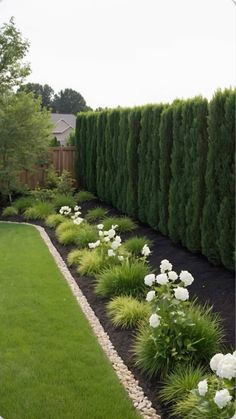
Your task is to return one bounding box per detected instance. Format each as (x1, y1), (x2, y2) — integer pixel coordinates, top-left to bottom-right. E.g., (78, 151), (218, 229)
(1, 196), (234, 419)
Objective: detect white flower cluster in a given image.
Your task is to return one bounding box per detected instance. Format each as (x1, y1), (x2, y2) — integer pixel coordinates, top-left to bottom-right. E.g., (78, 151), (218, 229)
(59, 206), (71, 215)
(144, 259), (195, 328)
(195, 351), (236, 411)
(141, 244), (151, 257)
(88, 224), (124, 261)
(59, 205), (84, 225)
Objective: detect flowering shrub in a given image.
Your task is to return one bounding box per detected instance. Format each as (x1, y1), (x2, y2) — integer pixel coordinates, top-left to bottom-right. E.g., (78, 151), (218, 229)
(134, 259), (223, 376)
(173, 351), (236, 418)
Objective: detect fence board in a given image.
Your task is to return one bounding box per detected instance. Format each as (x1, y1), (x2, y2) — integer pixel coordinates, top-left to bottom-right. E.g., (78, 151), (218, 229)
(19, 147), (76, 189)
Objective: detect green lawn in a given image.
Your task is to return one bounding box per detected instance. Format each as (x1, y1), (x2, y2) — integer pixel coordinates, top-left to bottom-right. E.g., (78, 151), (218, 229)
(0, 223), (140, 419)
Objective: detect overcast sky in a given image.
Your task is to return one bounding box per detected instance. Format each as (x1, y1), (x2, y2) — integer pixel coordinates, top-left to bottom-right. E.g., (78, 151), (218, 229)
(0, 0), (235, 109)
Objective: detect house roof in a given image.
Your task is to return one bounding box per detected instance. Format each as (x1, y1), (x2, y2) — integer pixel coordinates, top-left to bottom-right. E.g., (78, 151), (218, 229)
(51, 113), (76, 134)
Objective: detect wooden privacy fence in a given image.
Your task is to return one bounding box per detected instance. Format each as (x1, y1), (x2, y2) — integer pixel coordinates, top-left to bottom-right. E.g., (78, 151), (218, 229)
(19, 146), (76, 189)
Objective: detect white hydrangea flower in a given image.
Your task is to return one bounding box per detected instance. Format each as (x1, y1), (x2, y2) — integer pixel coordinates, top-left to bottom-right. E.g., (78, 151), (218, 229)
(146, 290), (155, 302)
(210, 353), (225, 372)
(156, 273), (169, 285)
(88, 240), (100, 249)
(214, 389), (232, 409)
(168, 271), (178, 281)
(216, 353), (236, 380)
(149, 313), (161, 328)
(97, 224), (104, 230)
(114, 235), (122, 243)
(174, 287), (189, 301)
(98, 230), (104, 237)
(73, 217), (84, 225)
(118, 255), (124, 261)
(74, 211), (81, 217)
(108, 228), (116, 239)
(179, 270), (194, 286)
(104, 236), (110, 242)
(74, 205), (81, 211)
(160, 259), (172, 273)
(144, 273), (155, 287)
(141, 244), (151, 257)
(108, 249), (116, 257)
(198, 379), (208, 396)
(111, 240), (121, 250)
(112, 224), (118, 229)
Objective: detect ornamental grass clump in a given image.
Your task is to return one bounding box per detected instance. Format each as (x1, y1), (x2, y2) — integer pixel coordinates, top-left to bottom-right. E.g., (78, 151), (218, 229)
(123, 236), (152, 256)
(23, 202), (54, 220)
(102, 216), (137, 232)
(134, 259), (224, 377)
(107, 296), (151, 329)
(76, 249), (106, 276)
(67, 249), (84, 266)
(2, 206), (18, 217)
(45, 214), (65, 228)
(95, 260), (149, 298)
(85, 207), (108, 222)
(14, 196), (36, 212)
(55, 219), (75, 236)
(53, 194), (77, 211)
(172, 351), (236, 418)
(75, 190), (96, 202)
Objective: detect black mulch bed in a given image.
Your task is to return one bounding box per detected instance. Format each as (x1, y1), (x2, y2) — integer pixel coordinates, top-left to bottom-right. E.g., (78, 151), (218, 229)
(1, 198), (235, 419)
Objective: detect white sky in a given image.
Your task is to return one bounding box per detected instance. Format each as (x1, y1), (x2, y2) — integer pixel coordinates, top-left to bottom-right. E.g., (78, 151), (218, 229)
(0, 0), (235, 109)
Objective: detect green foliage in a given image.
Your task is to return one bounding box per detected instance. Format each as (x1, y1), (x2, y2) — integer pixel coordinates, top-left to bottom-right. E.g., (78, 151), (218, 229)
(66, 129), (76, 146)
(76, 249), (106, 276)
(0, 18), (30, 92)
(67, 249), (84, 266)
(75, 190), (96, 202)
(18, 83), (54, 109)
(134, 302), (223, 377)
(107, 296), (151, 329)
(45, 166), (59, 189)
(14, 196), (36, 212)
(159, 364), (207, 404)
(56, 226), (80, 245)
(158, 106), (173, 235)
(85, 207), (108, 222)
(45, 214), (65, 228)
(55, 219), (74, 236)
(23, 203), (54, 220)
(102, 216), (137, 232)
(53, 194), (77, 211)
(51, 88), (88, 114)
(2, 206), (18, 217)
(75, 90), (235, 270)
(76, 224), (98, 248)
(95, 261), (149, 298)
(0, 91), (53, 200)
(29, 188), (55, 202)
(49, 137), (60, 147)
(56, 170), (75, 195)
(123, 236), (152, 256)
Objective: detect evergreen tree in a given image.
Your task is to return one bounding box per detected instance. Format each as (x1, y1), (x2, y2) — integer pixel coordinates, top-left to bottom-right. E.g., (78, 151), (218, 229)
(158, 106), (173, 235)
(117, 109), (130, 212)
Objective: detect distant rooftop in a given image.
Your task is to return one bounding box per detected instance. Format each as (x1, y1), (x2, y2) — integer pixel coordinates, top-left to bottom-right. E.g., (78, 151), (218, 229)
(51, 113), (76, 130)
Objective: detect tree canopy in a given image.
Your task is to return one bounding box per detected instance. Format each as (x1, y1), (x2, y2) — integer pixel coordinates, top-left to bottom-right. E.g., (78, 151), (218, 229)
(0, 17), (30, 92)
(18, 83), (54, 109)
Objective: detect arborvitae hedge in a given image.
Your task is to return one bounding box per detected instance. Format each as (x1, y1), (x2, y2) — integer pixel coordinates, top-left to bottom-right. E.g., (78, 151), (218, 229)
(76, 89), (235, 271)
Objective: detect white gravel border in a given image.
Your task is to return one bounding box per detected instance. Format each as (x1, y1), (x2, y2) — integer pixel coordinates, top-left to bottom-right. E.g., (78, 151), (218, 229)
(1, 221), (161, 419)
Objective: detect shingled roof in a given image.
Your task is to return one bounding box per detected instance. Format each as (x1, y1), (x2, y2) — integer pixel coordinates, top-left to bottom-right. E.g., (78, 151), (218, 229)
(51, 114), (76, 133)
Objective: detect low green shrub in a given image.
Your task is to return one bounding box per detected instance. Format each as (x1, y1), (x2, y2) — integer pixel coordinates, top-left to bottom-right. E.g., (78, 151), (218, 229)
(53, 194), (77, 211)
(55, 220), (75, 236)
(23, 203), (54, 220)
(123, 236), (152, 256)
(67, 249), (84, 266)
(76, 224), (98, 248)
(14, 196), (36, 212)
(159, 364), (207, 405)
(134, 303), (224, 377)
(57, 170), (75, 195)
(107, 296), (151, 329)
(75, 190), (96, 202)
(45, 214), (65, 228)
(30, 188), (55, 202)
(102, 216), (137, 232)
(95, 261), (149, 298)
(57, 226), (80, 245)
(76, 249), (106, 276)
(85, 207), (107, 222)
(2, 206), (18, 217)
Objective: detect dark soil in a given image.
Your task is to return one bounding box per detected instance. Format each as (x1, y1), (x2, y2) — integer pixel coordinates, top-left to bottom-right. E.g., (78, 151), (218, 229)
(1, 197), (235, 419)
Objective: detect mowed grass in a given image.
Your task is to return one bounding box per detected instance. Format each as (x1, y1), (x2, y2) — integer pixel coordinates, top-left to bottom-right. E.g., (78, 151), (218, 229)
(0, 223), (140, 419)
